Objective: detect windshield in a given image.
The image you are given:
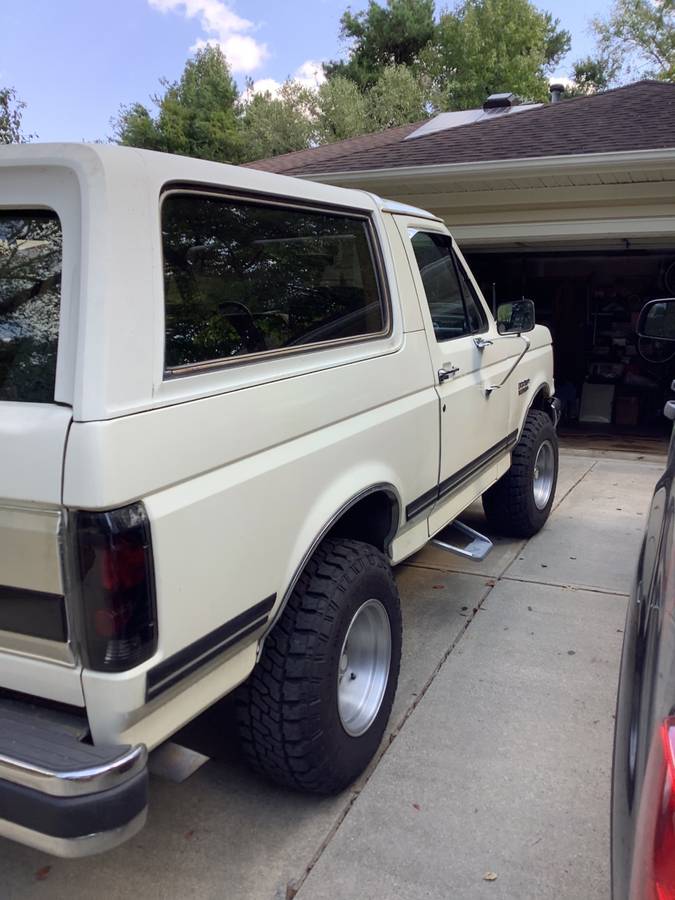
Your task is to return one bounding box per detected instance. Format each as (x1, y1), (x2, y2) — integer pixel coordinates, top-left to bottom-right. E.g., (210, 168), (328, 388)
(0, 210), (62, 402)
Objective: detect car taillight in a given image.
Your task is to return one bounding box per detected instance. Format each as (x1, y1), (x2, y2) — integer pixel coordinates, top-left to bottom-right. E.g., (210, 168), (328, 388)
(630, 718), (675, 900)
(71, 502), (157, 672)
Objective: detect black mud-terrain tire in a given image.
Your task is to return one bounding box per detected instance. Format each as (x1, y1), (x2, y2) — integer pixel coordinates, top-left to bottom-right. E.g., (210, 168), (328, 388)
(482, 409), (558, 538)
(236, 538), (402, 794)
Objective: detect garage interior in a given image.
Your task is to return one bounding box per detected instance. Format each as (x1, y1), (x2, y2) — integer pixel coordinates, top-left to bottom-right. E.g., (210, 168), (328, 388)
(466, 243), (675, 452)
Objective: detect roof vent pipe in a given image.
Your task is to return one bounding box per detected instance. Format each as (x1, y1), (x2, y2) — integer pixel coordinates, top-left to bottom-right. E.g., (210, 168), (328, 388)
(550, 83), (565, 103)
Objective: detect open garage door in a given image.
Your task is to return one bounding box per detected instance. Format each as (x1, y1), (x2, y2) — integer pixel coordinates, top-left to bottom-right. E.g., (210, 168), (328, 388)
(465, 242), (675, 452)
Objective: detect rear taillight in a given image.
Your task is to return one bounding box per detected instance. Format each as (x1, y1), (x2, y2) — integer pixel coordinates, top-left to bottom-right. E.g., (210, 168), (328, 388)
(71, 502), (157, 672)
(630, 718), (675, 900)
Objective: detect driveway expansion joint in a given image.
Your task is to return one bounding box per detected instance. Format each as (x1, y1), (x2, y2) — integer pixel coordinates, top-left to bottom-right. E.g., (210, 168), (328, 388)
(500, 575), (630, 598)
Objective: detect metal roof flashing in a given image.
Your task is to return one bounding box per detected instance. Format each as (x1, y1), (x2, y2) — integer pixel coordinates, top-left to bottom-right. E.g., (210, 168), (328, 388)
(403, 103), (542, 141)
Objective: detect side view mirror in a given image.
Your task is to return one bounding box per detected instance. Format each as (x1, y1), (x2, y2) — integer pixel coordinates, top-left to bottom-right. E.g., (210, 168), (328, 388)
(637, 298), (675, 364)
(496, 299), (535, 335)
(637, 298), (675, 341)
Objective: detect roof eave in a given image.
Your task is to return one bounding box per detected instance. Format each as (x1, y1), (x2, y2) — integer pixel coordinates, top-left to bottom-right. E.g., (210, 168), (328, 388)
(296, 147), (675, 185)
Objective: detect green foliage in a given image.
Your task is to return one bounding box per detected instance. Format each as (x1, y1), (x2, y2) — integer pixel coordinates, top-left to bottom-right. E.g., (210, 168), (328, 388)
(239, 81), (317, 160)
(567, 55), (620, 95)
(109, 0), (584, 163)
(430, 0), (571, 110)
(113, 45), (242, 162)
(591, 0), (674, 82)
(316, 77), (369, 142)
(367, 65), (428, 128)
(325, 0), (437, 88)
(314, 66), (427, 146)
(112, 102), (164, 151)
(0, 87), (33, 144)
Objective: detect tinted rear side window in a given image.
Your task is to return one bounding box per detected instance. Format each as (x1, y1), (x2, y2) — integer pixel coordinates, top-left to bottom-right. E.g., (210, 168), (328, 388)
(162, 193), (386, 372)
(0, 211), (62, 402)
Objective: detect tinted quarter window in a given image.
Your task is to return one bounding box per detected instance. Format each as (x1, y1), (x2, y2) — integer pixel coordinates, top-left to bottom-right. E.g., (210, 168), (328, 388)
(409, 231), (468, 341)
(0, 211), (62, 402)
(162, 193), (385, 371)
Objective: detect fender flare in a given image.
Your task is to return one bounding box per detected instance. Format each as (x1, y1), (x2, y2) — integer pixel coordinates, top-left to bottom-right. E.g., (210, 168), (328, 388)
(260, 482), (401, 644)
(518, 381), (558, 440)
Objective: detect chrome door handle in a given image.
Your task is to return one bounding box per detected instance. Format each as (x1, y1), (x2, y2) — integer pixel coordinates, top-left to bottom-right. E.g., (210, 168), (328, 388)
(438, 366), (460, 383)
(473, 337), (494, 350)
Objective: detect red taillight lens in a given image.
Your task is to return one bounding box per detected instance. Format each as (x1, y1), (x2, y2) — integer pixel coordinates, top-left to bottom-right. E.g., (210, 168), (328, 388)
(71, 503), (157, 672)
(630, 718), (675, 900)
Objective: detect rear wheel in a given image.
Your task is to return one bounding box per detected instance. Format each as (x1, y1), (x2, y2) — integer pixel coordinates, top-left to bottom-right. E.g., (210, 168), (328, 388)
(236, 538), (402, 794)
(482, 409), (558, 538)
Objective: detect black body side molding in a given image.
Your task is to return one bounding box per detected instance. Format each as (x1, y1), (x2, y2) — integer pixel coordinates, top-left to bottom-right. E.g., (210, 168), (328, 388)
(146, 593), (277, 700)
(405, 431), (518, 522)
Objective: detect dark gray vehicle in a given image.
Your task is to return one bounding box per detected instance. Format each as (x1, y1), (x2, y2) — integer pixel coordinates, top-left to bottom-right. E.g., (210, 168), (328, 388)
(612, 297), (675, 900)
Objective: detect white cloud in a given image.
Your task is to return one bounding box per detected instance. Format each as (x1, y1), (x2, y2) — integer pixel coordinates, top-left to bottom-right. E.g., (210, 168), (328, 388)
(244, 60), (326, 101)
(248, 77), (283, 98)
(148, 0), (268, 73)
(549, 75), (576, 90)
(293, 61), (326, 90)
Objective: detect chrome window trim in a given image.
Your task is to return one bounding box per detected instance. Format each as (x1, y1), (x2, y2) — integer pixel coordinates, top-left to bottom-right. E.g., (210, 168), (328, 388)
(159, 186), (393, 379)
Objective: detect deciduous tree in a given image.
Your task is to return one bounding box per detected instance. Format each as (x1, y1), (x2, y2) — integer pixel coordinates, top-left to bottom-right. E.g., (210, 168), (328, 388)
(568, 55), (620, 95)
(239, 81), (316, 160)
(429, 0), (571, 109)
(367, 65), (428, 128)
(316, 76), (369, 142)
(0, 87), (33, 144)
(591, 0), (674, 82)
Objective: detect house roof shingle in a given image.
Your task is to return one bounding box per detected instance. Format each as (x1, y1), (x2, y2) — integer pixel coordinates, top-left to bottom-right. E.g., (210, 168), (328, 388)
(246, 81), (675, 177)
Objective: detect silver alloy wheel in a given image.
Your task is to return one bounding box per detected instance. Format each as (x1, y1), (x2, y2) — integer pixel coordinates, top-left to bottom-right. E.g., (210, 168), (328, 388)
(532, 439), (555, 510)
(337, 599), (392, 737)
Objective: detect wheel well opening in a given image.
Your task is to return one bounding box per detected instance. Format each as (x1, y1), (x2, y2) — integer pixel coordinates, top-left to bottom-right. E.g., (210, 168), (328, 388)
(326, 491), (399, 554)
(530, 387), (555, 424)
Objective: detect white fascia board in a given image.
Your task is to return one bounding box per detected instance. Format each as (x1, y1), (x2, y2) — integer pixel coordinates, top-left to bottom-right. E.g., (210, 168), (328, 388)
(453, 215), (675, 246)
(299, 148), (675, 186)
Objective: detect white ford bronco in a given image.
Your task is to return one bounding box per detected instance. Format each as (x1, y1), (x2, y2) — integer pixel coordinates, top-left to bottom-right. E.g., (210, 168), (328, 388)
(0, 144), (559, 857)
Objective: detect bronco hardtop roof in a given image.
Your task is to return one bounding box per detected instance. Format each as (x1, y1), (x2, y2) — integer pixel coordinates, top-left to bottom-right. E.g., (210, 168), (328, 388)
(0, 143), (440, 221)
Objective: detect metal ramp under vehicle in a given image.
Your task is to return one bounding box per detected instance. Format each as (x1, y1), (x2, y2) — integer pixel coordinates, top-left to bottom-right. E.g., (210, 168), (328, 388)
(431, 520), (493, 561)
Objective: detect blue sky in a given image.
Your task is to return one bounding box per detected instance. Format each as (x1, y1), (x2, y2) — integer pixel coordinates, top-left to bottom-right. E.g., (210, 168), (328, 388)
(0, 0), (612, 143)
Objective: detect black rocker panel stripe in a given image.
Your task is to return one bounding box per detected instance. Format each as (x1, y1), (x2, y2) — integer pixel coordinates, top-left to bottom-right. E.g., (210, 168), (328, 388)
(405, 431), (519, 521)
(146, 593), (276, 700)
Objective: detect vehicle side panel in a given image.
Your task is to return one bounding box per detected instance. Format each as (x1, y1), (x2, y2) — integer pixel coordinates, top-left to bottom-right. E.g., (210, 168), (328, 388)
(612, 431), (675, 899)
(69, 331), (438, 744)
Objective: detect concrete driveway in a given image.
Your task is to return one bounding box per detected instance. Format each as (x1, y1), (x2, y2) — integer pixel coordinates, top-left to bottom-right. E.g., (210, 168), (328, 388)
(1, 453), (661, 900)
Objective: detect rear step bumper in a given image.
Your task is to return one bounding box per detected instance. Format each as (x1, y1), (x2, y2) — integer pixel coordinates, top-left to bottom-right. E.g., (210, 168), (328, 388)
(0, 701), (148, 857)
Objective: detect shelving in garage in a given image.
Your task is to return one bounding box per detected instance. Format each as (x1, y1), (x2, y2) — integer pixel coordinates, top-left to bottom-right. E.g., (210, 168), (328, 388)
(466, 245), (675, 440)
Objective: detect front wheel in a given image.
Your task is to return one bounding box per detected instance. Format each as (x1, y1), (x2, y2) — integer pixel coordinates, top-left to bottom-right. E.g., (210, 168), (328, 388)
(482, 409), (558, 538)
(236, 538), (402, 794)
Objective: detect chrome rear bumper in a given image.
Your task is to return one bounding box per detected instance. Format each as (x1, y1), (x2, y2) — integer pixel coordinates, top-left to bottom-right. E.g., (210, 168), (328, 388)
(0, 700), (148, 857)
